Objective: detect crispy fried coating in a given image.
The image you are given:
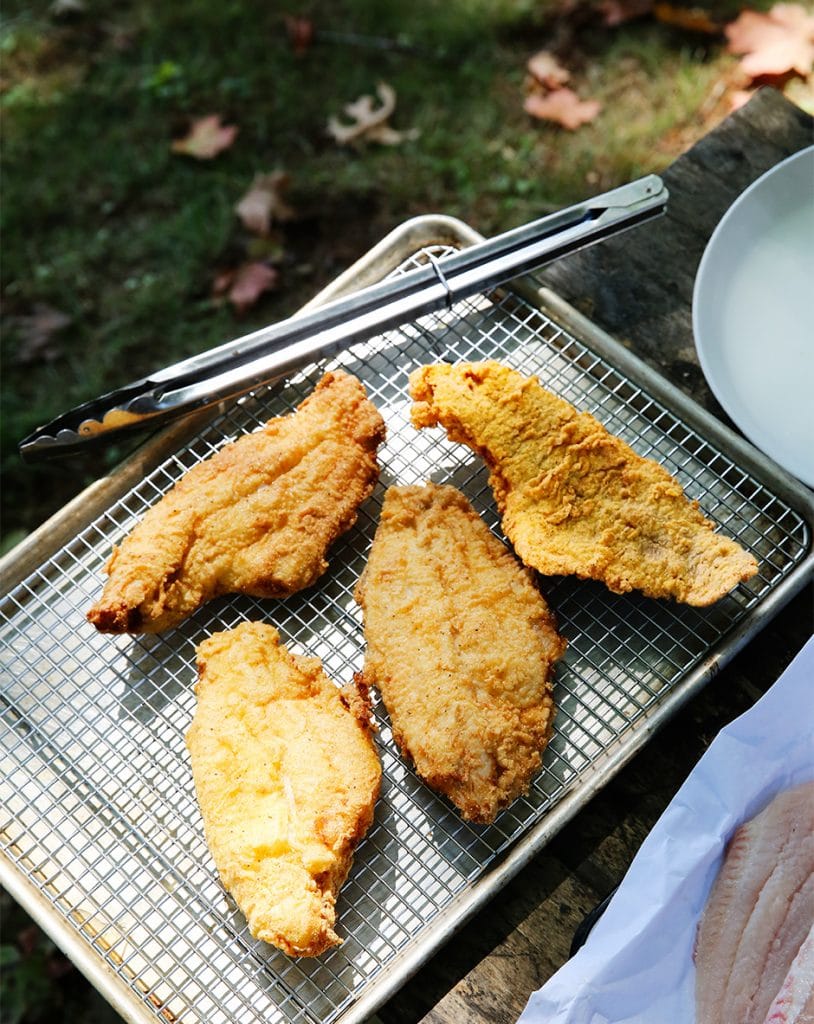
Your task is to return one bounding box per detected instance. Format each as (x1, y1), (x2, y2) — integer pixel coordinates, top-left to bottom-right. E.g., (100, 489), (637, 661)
(355, 483), (564, 824)
(186, 621), (381, 957)
(410, 361), (757, 606)
(88, 371), (386, 633)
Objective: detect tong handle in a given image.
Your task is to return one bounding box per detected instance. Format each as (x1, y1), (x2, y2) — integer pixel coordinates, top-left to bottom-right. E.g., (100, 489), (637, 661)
(19, 175), (667, 459)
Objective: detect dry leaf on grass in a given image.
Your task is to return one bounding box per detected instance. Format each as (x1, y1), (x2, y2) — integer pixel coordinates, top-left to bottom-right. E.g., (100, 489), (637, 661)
(172, 115), (238, 159)
(524, 87), (602, 130)
(235, 172), (296, 237)
(10, 304), (71, 364)
(523, 48), (600, 130)
(327, 82), (419, 145)
(214, 261), (278, 314)
(600, 0), (654, 26)
(527, 50), (570, 89)
(653, 3), (720, 34)
(726, 3), (814, 79)
(284, 14), (314, 55)
(600, 0), (719, 30)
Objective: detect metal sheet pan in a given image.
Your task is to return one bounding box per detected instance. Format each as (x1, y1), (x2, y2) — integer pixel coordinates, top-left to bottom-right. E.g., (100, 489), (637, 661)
(2, 215), (812, 1024)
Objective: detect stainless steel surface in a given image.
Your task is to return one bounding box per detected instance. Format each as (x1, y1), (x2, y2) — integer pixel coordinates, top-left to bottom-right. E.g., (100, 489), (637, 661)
(19, 176), (666, 458)
(2, 217), (812, 1024)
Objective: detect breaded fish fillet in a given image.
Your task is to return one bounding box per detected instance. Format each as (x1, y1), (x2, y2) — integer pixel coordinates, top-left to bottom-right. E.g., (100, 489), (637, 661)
(354, 483), (564, 824)
(410, 361), (757, 606)
(186, 621), (381, 957)
(88, 371), (385, 633)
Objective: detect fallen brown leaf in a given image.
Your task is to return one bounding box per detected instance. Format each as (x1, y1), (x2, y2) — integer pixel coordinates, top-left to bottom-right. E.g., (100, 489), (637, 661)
(524, 87), (602, 130)
(726, 3), (814, 79)
(527, 50), (571, 89)
(327, 82), (419, 145)
(172, 114), (238, 159)
(214, 261), (278, 314)
(600, 0), (653, 26)
(285, 14), (315, 55)
(235, 171), (296, 237)
(10, 304), (71, 364)
(653, 3), (720, 34)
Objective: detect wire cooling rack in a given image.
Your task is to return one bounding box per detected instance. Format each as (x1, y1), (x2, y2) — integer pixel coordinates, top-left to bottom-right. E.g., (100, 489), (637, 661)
(1, 235), (812, 1024)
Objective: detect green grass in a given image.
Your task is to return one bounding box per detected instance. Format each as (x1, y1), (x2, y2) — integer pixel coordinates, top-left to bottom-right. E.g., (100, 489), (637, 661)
(0, 0), (775, 545)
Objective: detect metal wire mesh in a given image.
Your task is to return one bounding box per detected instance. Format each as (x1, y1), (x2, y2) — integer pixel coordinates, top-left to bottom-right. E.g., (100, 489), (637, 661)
(1, 243), (810, 1024)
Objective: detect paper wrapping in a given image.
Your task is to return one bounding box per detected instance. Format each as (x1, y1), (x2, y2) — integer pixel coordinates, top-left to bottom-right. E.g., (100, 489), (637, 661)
(518, 635), (814, 1024)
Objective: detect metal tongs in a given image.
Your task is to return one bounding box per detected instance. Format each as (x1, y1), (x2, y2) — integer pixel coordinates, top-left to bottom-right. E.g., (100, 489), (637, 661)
(19, 175), (667, 459)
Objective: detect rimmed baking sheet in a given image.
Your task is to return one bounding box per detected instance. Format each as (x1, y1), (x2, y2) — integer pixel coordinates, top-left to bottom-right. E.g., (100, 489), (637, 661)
(2, 219), (812, 1024)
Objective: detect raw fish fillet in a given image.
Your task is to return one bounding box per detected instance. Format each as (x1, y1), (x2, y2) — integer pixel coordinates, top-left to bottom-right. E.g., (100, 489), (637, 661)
(695, 782), (814, 1024)
(354, 482), (565, 824)
(754, 875), (814, 1023)
(186, 621), (381, 956)
(763, 926), (814, 1024)
(88, 370), (385, 633)
(409, 361), (757, 605)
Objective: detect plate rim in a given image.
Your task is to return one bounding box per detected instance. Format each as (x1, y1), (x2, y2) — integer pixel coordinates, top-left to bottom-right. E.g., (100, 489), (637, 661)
(692, 144), (814, 489)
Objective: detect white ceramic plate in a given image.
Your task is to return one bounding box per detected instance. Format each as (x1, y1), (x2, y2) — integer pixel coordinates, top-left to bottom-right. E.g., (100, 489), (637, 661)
(693, 145), (814, 488)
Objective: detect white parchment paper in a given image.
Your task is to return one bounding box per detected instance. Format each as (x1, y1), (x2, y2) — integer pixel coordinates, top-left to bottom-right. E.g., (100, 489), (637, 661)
(518, 634), (814, 1024)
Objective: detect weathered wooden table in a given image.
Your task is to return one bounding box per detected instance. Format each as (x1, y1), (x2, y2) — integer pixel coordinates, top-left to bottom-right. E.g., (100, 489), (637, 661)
(375, 87), (813, 1024)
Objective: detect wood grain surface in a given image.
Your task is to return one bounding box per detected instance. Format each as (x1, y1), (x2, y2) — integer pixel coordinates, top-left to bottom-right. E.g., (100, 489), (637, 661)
(375, 87), (813, 1024)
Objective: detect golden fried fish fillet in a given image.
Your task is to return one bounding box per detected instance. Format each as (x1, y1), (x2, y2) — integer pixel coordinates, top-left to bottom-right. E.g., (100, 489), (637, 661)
(410, 361), (757, 606)
(354, 482), (564, 824)
(88, 371), (385, 633)
(186, 621), (381, 957)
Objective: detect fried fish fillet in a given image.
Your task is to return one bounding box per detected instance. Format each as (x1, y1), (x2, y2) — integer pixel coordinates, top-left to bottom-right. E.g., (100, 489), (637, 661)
(410, 361), (757, 606)
(88, 370), (386, 633)
(354, 482), (564, 824)
(186, 621), (381, 957)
